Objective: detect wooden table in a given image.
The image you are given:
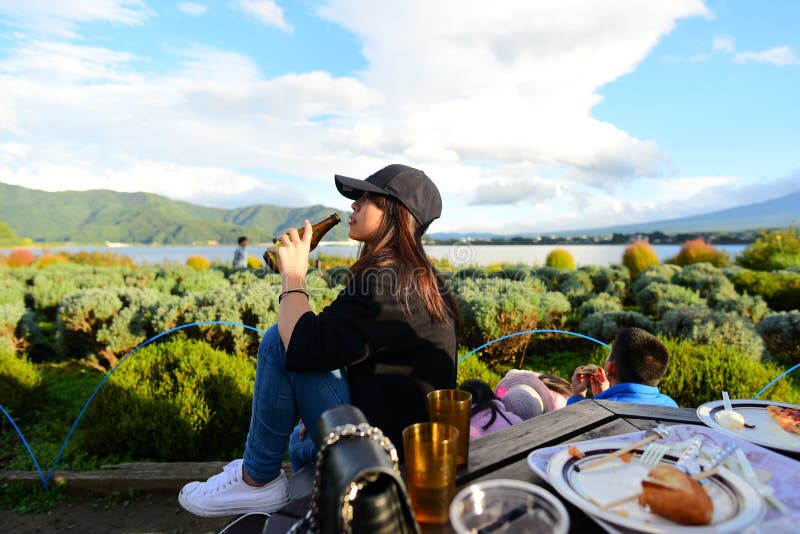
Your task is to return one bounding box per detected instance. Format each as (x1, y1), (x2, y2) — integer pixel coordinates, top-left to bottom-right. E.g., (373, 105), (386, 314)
(265, 399), (704, 533)
(422, 399), (702, 533)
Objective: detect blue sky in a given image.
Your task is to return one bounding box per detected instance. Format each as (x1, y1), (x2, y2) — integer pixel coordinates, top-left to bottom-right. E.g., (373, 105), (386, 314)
(0, 1), (798, 234)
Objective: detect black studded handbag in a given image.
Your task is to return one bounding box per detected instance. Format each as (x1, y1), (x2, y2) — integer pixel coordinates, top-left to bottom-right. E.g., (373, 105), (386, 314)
(288, 404), (420, 534)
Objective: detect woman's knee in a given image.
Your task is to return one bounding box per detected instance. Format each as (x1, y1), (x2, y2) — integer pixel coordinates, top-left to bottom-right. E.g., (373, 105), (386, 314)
(258, 324), (285, 363)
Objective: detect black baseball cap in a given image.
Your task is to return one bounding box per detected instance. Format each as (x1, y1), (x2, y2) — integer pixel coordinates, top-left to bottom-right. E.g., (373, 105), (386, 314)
(334, 164), (442, 227)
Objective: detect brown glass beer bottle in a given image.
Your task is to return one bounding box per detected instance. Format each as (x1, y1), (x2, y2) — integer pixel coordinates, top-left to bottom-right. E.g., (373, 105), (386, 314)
(263, 213), (341, 273)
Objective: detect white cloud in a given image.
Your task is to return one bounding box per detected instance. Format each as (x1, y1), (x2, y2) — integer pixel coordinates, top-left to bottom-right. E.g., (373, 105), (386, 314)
(712, 35), (734, 53)
(0, 155), (305, 207)
(179, 2), (208, 16)
(734, 46), (799, 66)
(174, 46), (263, 82)
(0, 0), (151, 37)
(317, 0), (707, 188)
(0, 40), (141, 82)
(0, 0), (727, 231)
(237, 0), (293, 32)
(468, 176), (557, 205)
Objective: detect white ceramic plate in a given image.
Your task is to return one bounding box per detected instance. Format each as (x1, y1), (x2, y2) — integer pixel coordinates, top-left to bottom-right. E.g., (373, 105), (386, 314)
(697, 399), (800, 454)
(545, 440), (765, 534)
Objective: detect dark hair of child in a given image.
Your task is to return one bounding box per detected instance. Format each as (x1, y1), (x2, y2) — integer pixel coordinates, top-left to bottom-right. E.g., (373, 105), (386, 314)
(459, 379), (514, 431)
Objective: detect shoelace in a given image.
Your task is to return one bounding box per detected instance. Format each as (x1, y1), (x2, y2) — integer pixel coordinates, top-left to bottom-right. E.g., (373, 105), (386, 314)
(201, 459), (242, 496)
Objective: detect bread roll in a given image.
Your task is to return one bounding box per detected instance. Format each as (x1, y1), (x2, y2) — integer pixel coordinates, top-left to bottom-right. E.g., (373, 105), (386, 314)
(640, 465), (713, 525)
(576, 364), (601, 376)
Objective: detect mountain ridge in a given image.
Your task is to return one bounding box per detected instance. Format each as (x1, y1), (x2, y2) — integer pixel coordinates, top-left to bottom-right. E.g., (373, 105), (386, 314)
(2, 182), (798, 244)
(430, 190), (800, 239)
(0, 182), (350, 244)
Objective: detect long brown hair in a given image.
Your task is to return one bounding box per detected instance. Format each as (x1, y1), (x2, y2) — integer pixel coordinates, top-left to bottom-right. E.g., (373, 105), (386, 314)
(349, 192), (458, 322)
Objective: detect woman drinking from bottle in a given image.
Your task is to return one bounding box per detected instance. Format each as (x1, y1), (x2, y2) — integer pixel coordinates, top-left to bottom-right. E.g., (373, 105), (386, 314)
(179, 164), (459, 517)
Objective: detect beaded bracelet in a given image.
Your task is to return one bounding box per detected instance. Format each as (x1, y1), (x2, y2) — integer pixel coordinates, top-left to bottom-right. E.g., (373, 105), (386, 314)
(279, 288), (310, 303)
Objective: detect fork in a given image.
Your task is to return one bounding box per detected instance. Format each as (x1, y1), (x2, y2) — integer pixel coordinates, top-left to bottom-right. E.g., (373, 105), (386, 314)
(639, 442), (671, 468)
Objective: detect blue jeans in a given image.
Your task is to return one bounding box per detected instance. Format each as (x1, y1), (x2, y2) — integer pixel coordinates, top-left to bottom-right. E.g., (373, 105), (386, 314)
(243, 325), (350, 483)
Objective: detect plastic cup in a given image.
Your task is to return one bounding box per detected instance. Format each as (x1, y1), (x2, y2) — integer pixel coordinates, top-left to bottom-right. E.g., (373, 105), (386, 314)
(403, 422), (459, 524)
(427, 389), (472, 467)
(449, 479), (570, 534)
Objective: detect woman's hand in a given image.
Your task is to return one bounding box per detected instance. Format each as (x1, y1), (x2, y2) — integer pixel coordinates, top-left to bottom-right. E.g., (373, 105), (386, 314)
(277, 220), (312, 289)
(276, 220), (314, 349)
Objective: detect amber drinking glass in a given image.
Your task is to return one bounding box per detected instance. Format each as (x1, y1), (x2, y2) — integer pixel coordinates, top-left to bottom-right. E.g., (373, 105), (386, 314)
(427, 389), (472, 468)
(402, 422), (459, 524)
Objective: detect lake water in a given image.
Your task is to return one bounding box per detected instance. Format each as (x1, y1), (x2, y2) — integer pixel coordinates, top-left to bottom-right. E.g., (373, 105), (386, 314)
(35, 243), (747, 268)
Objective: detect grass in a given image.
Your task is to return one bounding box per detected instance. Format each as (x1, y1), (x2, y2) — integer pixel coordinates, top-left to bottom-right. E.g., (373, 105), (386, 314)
(1, 361), (130, 475)
(0, 480), (68, 513)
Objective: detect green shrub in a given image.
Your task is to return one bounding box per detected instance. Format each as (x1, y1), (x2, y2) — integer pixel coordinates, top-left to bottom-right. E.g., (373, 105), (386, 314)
(454, 278), (569, 367)
(713, 294), (770, 324)
(657, 307), (765, 361)
(456, 351), (502, 390)
(56, 288), (124, 361)
(725, 268), (800, 311)
(635, 282), (704, 318)
(667, 239), (730, 267)
(557, 270), (594, 306)
(757, 312), (800, 361)
(81, 336), (255, 460)
(632, 264), (681, 296)
(454, 266), (490, 280)
(0, 278), (25, 306)
(0, 302), (25, 337)
(489, 265), (532, 282)
(580, 265), (630, 300)
(28, 264), (128, 314)
(227, 269), (260, 288)
(545, 248), (575, 270)
(324, 266), (348, 288)
(530, 267), (562, 290)
(172, 267), (229, 295)
(659, 337), (799, 407)
(622, 240), (659, 279)
(60, 250), (135, 268)
(578, 293), (623, 319)
(737, 227), (800, 271)
(0, 337), (41, 415)
(578, 311), (655, 343)
(182, 287), (256, 356)
(671, 263), (735, 299)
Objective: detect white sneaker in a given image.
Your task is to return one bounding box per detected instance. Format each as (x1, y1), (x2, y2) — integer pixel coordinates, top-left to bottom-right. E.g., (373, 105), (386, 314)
(178, 459), (290, 517)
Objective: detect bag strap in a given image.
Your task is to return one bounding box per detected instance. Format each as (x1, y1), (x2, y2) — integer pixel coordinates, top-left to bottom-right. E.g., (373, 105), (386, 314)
(288, 423), (400, 534)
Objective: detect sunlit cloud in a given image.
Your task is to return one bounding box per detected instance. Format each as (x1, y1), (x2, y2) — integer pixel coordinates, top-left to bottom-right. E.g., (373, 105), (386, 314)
(712, 35), (734, 53)
(0, 0), (152, 37)
(236, 0), (293, 33)
(179, 2), (208, 16)
(734, 46), (799, 66)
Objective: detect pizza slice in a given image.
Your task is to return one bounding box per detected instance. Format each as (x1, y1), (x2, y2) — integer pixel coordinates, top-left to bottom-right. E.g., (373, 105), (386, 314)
(767, 405), (800, 435)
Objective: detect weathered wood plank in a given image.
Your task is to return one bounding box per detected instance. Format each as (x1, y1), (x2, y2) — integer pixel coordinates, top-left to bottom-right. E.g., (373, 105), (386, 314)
(597, 400), (700, 424)
(457, 400), (616, 484)
(0, 462), (229, 492)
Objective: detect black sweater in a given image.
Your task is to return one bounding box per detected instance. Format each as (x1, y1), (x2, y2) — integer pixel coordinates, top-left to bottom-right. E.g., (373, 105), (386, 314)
(285, 270), (457, 453)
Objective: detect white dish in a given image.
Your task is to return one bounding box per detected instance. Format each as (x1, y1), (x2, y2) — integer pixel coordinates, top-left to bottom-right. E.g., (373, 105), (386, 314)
(545, 440), (765, 534)
(697, 399), (800, 453)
